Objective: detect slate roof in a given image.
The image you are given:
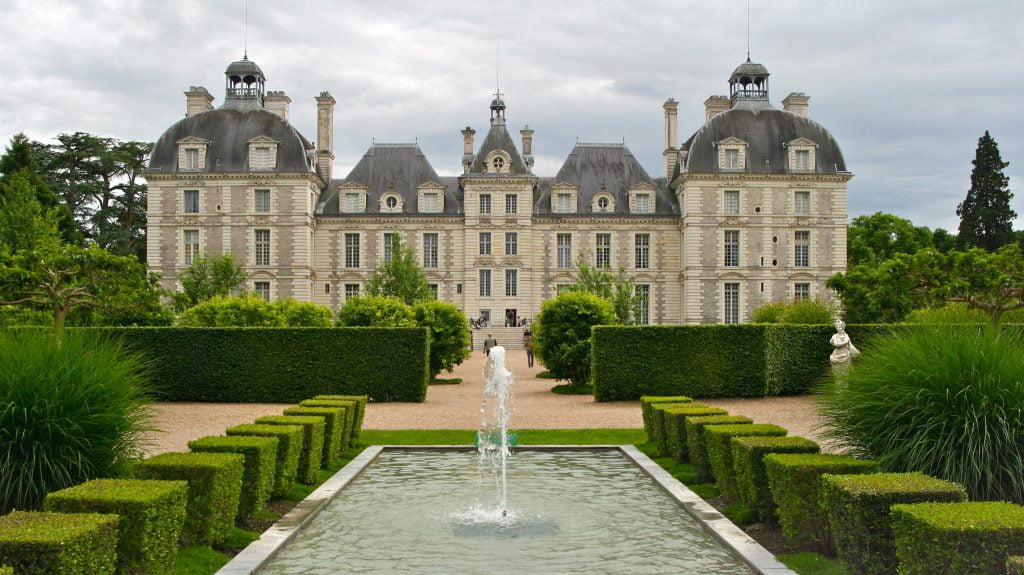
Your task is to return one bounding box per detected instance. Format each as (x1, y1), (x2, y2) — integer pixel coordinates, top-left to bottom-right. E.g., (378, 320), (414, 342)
(468, 122), (532, 176)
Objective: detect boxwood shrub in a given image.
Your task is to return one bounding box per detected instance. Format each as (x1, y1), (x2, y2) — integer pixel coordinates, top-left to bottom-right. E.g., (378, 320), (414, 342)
(820, 472), (967, 575)
(187, 435), (278, 519)
(650, 402), (701, 456)
(684, 415), (753, 483)
(731, 436), (820, 522)
(298, 400), (357, 453)
(133, 451), (244, 545)
(256, 416), (325, 484)
(285, 406), (347, 466)
(1009, 556), (1024, 575)
(313, 394), (368, 438)
(663, 406), (726, 462)
(764, 453), (878, 551)
(892, 502), (1024, 575)
(225, 424), (303, 497)
(0, 511), (119, 575)
(704, 424), (788, 499)
(43, 479), (187, 575)
(640, 396), (693, 437)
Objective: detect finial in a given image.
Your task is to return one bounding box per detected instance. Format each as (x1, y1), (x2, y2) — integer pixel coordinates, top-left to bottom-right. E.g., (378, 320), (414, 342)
(244, 0), (249, 60)
(746, 0), (751, 61)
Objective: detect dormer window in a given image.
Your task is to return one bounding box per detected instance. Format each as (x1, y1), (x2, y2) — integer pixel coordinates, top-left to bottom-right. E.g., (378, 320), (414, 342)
(492, 157), (505, 171)
(628, 184), (656, 214)
(380, 193), (403, 213)
(718, 138), (747, 171)
(593, 193), (615, 212)
(787, 138), (817, 172)
(177, 137), (209, 172)
(185, 149), (200, 170)
(550, 184), (578, 214)
(343, 192), (360, 212)
(486, 151), (511, 174)
(418, 183), (444, 213)
(724, 149), (740, 168)
(248, 137), (279, 171)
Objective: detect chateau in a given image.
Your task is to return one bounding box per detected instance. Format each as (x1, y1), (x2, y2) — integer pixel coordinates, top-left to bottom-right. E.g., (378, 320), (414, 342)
(145, 56), (851, 325)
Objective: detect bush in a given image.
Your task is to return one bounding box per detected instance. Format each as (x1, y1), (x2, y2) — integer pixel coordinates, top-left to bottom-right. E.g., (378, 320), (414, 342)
(413, 300), (471, 378)
(780, 298), (836, 324)
(299, 399), (357, 447)
(534, 291), (616, 387)
(0, 306), (51, 327)
(731, 436), (820, 522)
(187, 435), (278, 519)
(684, 415), (753, 483)
(335, 295), (415, 327)
(704, 424), (788, 499)
(820, 472), (967, 575)
(274, 298), (334, 327)
(287, 405), (348, 466)
(255, 416), (325, 484)
(225, 424), (303, 497)
(44, 479), (188, 575)
(133, 452), (243, 546)
(178, 294), (285, 327)
(0, 511), (119, 575)
(0, 330), (151, 514)
(649, 401), (698, 455)
(1010, 556), (1024, 575)
(892, 501), (1024, 575)
(640, 395), (693, 438)
(818, 325), (1024, 503)
(764, 453), (878, 550)
(663, 406), (727, 462)
(752, 301), (787, 324)
(313, 395), (368, 438)
(905, 302), (1024, 324)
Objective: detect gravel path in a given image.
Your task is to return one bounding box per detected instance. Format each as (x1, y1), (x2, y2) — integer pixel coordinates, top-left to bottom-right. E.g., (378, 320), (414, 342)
(146, 348), (828, 455)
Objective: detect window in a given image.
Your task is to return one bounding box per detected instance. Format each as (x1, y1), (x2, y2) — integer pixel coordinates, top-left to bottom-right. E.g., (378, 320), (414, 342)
(794, 283), (811, 300)
(183, 230), (199, 266)
(254, 189), (271, 213)
(596, 233), (611, 268)
(344, 192), (360, 212)
(479, 194), (491, 214)
(724, 283), (740, 324)
(383, 232), (396, 263)
(795, 150), (810, 171)
(479, 269), (491, 297)
(724, 148), (740, 169)
(325, 283), (331, 294)
(597, 196), (610, 211)
(635, 234), (650, 269)
(795, 231), (810, 267)
(505, 194), (517, 215)
(505, 232), (517, 256)
(556, 233), (572, 269)
(505, 269), (517, 297)
(254, 281), (271, 301)
(795, 191), (810, 215)
(345, 233), (360, 268)
(345, 283), (360, 301)
(184, 148), (200, 170)
(634, 193), (652, 214)
(491, 156), (505, 172)
(635, 284), (650, 325)
(183, 190), (199, 213)
(457, 284), (463, 295)
(423, 233), (438, 268)
(255, 230), (270, 266)
(422, 192), (440, 213)
(724, 190), (739, 215)
(479, 232), (491, 256)
(557, 193), (572, 213)
(429, 284), (439, 298)
(250, 146), (274, 170)
(385, 195), (398, 209)
(724, 230), (740, 267)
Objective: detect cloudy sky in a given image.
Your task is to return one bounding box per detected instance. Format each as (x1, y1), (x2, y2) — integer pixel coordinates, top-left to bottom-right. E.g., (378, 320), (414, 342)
(0, 0), (1021, 232)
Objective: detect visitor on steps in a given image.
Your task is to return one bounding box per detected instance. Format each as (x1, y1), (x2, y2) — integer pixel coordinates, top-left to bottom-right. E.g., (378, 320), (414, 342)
(484, 334), (498, 357)
(524, 329), (534, 368)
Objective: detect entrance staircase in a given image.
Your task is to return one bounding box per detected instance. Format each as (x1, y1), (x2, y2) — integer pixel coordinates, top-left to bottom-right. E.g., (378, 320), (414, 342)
(471, 326), (526, 350)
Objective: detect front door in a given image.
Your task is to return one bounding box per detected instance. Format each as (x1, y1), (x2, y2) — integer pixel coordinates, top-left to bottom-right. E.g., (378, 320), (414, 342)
(505, 309), (517, 327)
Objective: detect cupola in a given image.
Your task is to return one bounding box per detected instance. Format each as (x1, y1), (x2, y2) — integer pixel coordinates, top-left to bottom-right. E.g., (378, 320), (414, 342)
(224, 54), (266, 105)
(729, 58), (770, 103)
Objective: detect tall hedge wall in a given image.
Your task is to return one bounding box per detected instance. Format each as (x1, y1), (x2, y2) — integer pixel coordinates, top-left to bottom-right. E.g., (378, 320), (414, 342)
(77, 327), (430, 403)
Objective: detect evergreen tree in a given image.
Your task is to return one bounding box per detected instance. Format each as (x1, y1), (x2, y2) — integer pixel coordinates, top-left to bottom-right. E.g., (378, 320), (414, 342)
(957, 131), (1015, 251)
(0, 171), (61, 255)
(0, 133), (81, 245)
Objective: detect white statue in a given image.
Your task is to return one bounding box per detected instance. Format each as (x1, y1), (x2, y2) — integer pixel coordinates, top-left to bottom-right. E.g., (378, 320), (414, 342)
(829, 320), (860, 371)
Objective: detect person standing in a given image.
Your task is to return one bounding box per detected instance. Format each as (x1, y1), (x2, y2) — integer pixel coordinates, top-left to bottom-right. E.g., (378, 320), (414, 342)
(484, 333), (498, 357)
(523, 329), (534, 368)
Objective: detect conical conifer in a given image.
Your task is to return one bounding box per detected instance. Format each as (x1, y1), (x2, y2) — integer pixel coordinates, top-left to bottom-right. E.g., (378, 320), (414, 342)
(957, 131), (1015, 251)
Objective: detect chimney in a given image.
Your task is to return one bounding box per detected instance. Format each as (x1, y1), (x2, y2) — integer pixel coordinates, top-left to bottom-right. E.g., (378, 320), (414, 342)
(461, 126), (476, 173)
(315, 91), (336, 181)
(520, 125), (534, 170)
(783, 92), (810, 117)
(704, 95), (731, 121)
(265, 91), (291, 120)
(663, 99), (679, 179)
(184, 86), (214, 117)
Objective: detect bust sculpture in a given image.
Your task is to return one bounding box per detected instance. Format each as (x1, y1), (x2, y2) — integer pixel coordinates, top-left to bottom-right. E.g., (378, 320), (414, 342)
(829, 320), (860, 371)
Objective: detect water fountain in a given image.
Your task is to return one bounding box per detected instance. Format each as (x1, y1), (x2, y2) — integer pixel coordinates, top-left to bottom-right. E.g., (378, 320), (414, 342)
(476, 346), (513, 517)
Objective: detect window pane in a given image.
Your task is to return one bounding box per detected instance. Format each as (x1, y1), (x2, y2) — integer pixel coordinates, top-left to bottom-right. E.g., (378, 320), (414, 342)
(795, 231), (810, 267)
(557, 193), (571, 213)
(184, 190), (199, 213)
(255, 189), (270, 213)
(724, 283), (740, 324)
(795, 150), (810, 171)
(479, 269), (491, 297)
(345, 283), (360, 300)
(423, 192), (439, 213)
(557, 233), (572, 269)
(184, 148), (200, 170)
(428, 284), (438, 298)
(505, 194), (517, 215)
(724, 190), (739, 214)
(795, 283), (810, 300)
(479, 232), (491, 256)
(724, 230), (739, 267)
(596, 233), (611, 268)
(795, 191), (810, 215)
(383, 233), (395, 263)
(505, 269), (517, 297)
(635, 193), (651, 213)
(344, 192), (360, 212)
(255, 229), (270, 266)
(254, 281), (270, 301)
(183, 230), (199, 266)
(635, 234), (650, 269)
(252, 146), (274, 170)
(479, 194), (491, 214)
(724, 149), (739, 169)
(635, 284), (650, 324)
(345, 233), (360, 268)
(505, 232), (517, 256)
(423, 233), (438, 268)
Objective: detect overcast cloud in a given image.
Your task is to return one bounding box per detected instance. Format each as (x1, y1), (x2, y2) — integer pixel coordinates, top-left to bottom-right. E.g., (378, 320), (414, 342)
(0, 0), (1021, 232)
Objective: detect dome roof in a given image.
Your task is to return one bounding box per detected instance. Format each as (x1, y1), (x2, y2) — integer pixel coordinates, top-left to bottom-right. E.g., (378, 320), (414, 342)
(225, 56), (265, 80)
(729, 59), (769, 82)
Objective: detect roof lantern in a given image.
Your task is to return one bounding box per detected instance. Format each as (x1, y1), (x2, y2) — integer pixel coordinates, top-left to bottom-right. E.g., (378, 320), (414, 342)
(224, 54), (266, 104)
(490, 89), (506, 125)
(729, 57), (769, 103)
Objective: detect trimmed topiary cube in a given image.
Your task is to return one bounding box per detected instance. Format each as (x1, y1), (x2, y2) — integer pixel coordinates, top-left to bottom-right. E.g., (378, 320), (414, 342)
(684, 415), (753, 482)
(892, 502), (1024, 575)
(764, 453), (878, 551)
(0, 511), (119, 575)
(292, 402), (352, 460)
(225, 424), (303, 497)
(820, 472), (967, 575)
(44, 479), (187, 575)
(187, 435), (278, 519)
(256, 415), (325, 484)
(732, 436), (820, 522)
(133, 451), (244, 546)
(705, 424), (787, 499)
(663, 405), (725, 462)
(312, 394), (368, 438)
(1009, 556), (1024, 575)
(640, 396), (693, 439)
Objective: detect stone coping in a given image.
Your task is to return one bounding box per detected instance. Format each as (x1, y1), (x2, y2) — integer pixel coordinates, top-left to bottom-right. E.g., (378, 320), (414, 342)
(216, 445), (796, 575)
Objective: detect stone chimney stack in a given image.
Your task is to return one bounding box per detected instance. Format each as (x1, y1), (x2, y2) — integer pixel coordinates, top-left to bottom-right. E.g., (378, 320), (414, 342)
(461, 126), (476, 173)
(185, 86), (214, 117)
(265, 91), (291, 120)
(704, 95), (731, 121)
(315, 91), (336, 181)
(782, 93), (810, 117)
(520, 125), (534, 170)
(663, 99), (679, 179)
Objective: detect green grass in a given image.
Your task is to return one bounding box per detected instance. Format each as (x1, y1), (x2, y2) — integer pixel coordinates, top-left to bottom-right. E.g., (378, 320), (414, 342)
(357, 429), (645, 446)
(722, 501), (757, 525)
(216, 527), (260, 552)
(429, 377), (463, 385)
(172, 546), (229, 575)
(283, 457), (353, 501)
(551, 383), (594, 395)
(536, 371), (556, 379)
(777, 552), (850, 575)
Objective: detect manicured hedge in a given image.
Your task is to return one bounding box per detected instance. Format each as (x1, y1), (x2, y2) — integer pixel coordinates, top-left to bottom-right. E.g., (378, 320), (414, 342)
(820, 472), (967, 575)
(256, 416), (325, 484)
(892, 502), (1024, 575)
(684, 415), (753, 482)
(651, 402), (702, 456)
(225, 424), (303, 497)
(663, 406), (727, 462)
(133, 451), (244, 545)
(0, 511), (119, 575)
(299, 399), (358, 452)
(764, 453), (878, 550)
(44, 479), (188, 575)
(313, 395), (368, 438)
(732, 436), (820, 522)
(640, 395), (693, 437)
(76, 327), (429, 403)
(705, 424), (787, 499)
(286, 406), (347, 467)
(187, 435), (278, 519)
(1009, 556), (1024, 575)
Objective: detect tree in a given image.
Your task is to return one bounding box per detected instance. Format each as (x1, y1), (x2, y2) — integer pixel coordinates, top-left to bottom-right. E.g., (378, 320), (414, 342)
(565, 255), (642, 324)
(364, 235), (433, 305)
(827, 249), (946, 324)
(0, 171), (61, 255)
(91, 141), (151, 259)
(413, 300), (471, 378)
(939, 245), (1024, 327)
(847, 212), (934, 267)
(533, 291), (616, 388)
(957, 131), (1015, 251)
(173, 252), (247, 311)
(0, 133), (80, 245)
(335, 295), (416, 327)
